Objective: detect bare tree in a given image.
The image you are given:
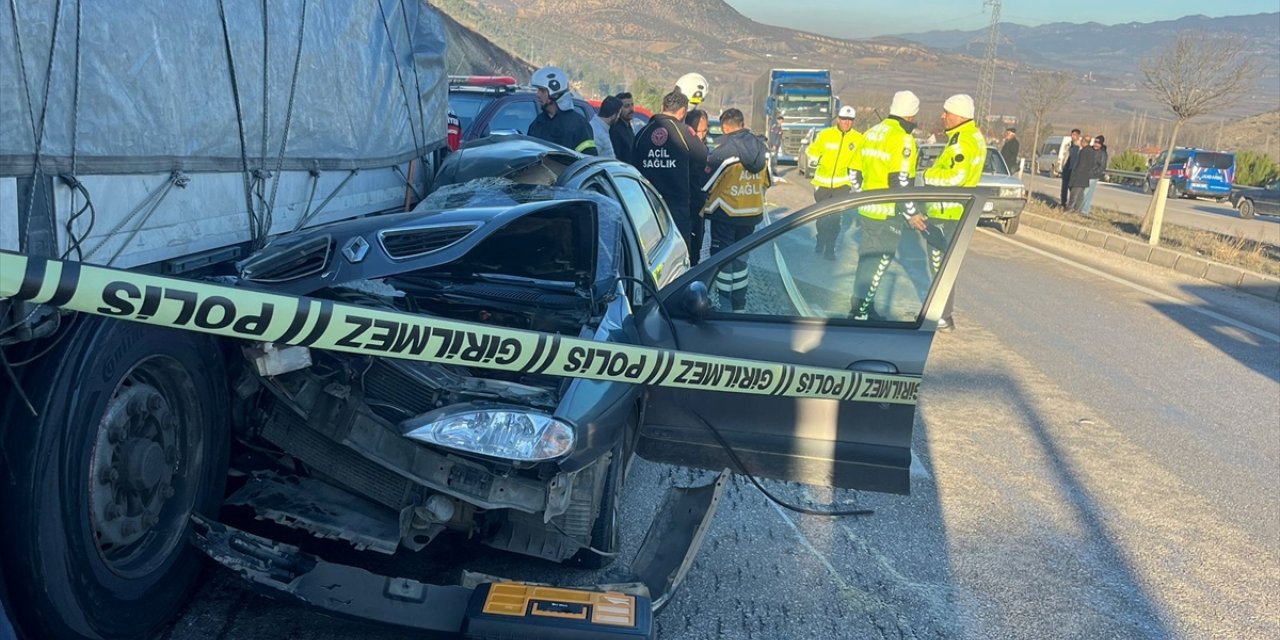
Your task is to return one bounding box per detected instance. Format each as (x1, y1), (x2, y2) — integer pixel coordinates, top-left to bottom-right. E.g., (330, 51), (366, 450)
(1018, 70), (1075, 183)
(1139, 32), (1257, 240)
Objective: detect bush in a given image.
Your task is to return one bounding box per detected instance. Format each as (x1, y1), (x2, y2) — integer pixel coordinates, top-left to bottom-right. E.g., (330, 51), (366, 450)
(1109, 150), (1148, 173)
(1235, 150), (1279, 187)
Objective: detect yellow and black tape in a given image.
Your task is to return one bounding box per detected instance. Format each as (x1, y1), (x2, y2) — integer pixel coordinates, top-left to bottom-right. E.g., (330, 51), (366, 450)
(0, 251), (920, 405)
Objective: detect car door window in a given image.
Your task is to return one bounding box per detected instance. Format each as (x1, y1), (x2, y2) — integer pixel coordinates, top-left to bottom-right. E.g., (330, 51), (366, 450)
(705, 196), (969, 322)
(613, 176), (665, 258)
(485, 100), (538, 136)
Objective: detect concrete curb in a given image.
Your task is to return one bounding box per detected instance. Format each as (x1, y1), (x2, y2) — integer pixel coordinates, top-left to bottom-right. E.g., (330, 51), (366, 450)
(1019, 212), (1280, 303)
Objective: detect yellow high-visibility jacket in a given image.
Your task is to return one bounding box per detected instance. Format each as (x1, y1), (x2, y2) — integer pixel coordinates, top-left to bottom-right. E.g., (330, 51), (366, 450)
(924, 119), (986, 220)
(806, 126), (863, 189)
(857, 117), (918, 220)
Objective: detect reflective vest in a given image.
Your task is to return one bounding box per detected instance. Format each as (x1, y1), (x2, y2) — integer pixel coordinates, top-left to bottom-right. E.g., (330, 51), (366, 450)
(924, 119), (986, 220)
(807, 126), (863, 189)
(702, 159), (772, 219)
(858, 118), (918, 220)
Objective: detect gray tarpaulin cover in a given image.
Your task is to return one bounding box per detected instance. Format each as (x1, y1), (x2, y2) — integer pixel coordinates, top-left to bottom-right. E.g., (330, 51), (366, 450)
(0, 0), (448, 176)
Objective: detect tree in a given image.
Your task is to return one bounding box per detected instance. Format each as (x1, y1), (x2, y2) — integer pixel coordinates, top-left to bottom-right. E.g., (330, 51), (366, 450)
(1139, 32), (1257, 243)
(1236, 150), (1280, 187)
(1018, 71), (1075, 186)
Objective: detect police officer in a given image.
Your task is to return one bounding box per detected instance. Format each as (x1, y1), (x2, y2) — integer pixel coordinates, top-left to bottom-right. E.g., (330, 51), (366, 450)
(849, 91), (919, 321)
(700, 108), (770, 310)
(806, 104), (863, 259)
(634, 89), (707, 252)
(527, 66), (597, 155)
(910, 93), (986, 332)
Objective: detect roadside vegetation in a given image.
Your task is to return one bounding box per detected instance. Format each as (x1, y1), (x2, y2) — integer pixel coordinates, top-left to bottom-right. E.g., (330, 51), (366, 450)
(1023, 198), (1280, 277)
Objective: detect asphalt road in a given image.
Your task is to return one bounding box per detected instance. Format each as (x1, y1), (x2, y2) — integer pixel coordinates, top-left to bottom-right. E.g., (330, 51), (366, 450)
(165, 170), (1280, 640)
(1023, 173), (1280, 246)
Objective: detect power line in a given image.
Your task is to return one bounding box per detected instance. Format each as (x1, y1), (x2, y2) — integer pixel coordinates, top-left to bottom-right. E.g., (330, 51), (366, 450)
(977, 0), (1001, 131)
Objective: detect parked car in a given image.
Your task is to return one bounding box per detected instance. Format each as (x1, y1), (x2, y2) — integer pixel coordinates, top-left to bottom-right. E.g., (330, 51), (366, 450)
(1144, 148), (1236, 201)
(448, 75), (596, 143)
(918, 144), (1027, 234)
(796, 126), (822, 177)
(1036, 135), (1072, 176)
(1229, 179), (1280, 220)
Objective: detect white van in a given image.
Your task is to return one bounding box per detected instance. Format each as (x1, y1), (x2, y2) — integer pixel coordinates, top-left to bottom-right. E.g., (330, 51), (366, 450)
(1036, 136), (1073, 176)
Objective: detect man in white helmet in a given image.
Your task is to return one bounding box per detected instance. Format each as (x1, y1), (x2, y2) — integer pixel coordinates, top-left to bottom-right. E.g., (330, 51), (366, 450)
(527, 66), (597, 155)
(675, 73), (709, 108)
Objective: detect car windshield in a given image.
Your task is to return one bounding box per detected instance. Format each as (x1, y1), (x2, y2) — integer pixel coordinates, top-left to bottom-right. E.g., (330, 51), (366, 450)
(448, 93), (494, 135)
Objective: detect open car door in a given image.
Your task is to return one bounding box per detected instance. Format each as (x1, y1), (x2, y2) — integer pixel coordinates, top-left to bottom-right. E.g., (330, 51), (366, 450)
(634, 188), (985, 494)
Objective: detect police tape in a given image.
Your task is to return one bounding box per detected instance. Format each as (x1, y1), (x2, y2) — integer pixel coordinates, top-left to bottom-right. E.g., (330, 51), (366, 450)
(0, 251), (920, 405)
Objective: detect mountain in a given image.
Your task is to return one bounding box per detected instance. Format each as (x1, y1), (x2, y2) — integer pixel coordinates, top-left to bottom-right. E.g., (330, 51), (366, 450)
(888, 13), (1280, 106)
(431, 0), (992, 130)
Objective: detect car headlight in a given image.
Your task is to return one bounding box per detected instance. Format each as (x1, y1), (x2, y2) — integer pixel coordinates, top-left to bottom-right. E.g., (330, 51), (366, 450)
(999, 186), (1024, 198)
(402, 406), (574, 461)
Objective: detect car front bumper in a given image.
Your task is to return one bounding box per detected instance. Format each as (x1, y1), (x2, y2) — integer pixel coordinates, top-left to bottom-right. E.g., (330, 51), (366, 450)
(981, 196), (1027, 220)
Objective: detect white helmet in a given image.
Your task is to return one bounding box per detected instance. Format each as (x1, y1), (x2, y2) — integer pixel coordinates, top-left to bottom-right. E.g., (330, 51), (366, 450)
(676, 72), (709, 106)
(532, 66), (570, 99)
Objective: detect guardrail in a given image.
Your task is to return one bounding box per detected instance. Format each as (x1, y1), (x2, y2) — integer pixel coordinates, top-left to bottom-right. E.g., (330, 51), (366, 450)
(1103, 169), (1147, 187)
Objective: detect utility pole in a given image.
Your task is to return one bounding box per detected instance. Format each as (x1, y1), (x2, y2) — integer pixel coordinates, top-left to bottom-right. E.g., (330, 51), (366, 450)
(977, 0), (1002, 135)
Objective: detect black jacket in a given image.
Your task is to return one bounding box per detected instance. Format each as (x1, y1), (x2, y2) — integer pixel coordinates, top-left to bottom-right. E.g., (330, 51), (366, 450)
(1000, 137), (1020, 171)
(1091, 146), (1109, 180)
(610, 118), (636, 163)
(703, 128), (769, 223)
(633, 114), (705, 222)
(1062, 143), (1081, 177)
(1069, 146), (1100, 187)
(528, 108), (598, 155)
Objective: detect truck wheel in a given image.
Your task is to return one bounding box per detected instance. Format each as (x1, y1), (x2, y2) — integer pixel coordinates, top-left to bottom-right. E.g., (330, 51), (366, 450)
(0, 316), (230, 640)
(1001, 215), (1021, 235)
(1238, 199), (1255, 220)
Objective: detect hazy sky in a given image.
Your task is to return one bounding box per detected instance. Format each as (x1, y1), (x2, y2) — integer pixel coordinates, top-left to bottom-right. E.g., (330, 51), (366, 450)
(723, 1), (1279, 39)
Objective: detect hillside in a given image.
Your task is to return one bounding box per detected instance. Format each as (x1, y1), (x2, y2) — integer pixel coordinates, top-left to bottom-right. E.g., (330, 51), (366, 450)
(431, 0), (993, 135)
(888, 13), (1280, 117)
(438, 6), (533, 77)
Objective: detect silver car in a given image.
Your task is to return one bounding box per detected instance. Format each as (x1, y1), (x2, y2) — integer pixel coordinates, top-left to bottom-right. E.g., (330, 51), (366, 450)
(918, 144), (1027, 234)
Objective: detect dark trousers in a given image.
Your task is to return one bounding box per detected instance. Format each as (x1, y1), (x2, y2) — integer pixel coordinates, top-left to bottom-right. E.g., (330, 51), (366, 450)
(849, 216), (903, 319)
(813, 186), (848, 254)
(925, 218), (959, 321)
(710, 218), (756, 310)
(1066, 186), (1087, 212)
(1060, 170), (1072, 207)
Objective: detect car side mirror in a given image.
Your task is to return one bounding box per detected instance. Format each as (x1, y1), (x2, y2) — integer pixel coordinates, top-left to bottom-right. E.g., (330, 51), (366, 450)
(682, 281), (711, 323)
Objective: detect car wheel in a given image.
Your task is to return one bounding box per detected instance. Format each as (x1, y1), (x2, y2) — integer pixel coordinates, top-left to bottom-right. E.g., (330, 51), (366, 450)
(564, 442), (623, 570)
(1238, 199), (1256, 220)
(1168, 182), (1182, 199)
(1, 317), (230, 640)
(1143, 179), (1153, 194)
(1001, 215), (1021, 235)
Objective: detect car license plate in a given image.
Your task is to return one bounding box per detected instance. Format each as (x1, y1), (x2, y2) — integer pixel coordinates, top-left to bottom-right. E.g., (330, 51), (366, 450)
(1192, 182), (1207, 189)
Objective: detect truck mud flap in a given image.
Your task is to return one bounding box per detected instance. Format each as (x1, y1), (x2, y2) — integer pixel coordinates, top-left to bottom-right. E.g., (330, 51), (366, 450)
(630, 469), (729, 610)
(190, 515), (473, 634)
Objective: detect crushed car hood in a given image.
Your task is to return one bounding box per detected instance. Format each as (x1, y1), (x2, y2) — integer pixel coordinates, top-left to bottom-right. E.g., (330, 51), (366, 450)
(237, 180), (625, 299)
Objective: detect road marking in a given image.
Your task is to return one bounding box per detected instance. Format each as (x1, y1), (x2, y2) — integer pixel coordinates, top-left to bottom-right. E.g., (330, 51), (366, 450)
(767, 501), (853, 592)
(980, 229), (1280, 344)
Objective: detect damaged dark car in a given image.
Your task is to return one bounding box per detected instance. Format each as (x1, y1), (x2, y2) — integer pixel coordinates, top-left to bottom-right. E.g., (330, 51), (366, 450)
(1, 136), (986, 639)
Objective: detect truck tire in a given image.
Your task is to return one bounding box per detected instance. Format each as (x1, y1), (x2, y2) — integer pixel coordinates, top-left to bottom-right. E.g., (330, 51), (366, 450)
(0, 316), (230, 640)
(1238, 199), (1255, 220)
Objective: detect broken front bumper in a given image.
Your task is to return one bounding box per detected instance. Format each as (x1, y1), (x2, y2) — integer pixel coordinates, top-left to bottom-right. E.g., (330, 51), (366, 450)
(190, 470), (727, 637)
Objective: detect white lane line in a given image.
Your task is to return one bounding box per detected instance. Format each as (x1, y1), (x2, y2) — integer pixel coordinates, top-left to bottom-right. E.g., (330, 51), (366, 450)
(981, 229), (1280, 344)
(767, 501), (853, 592)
